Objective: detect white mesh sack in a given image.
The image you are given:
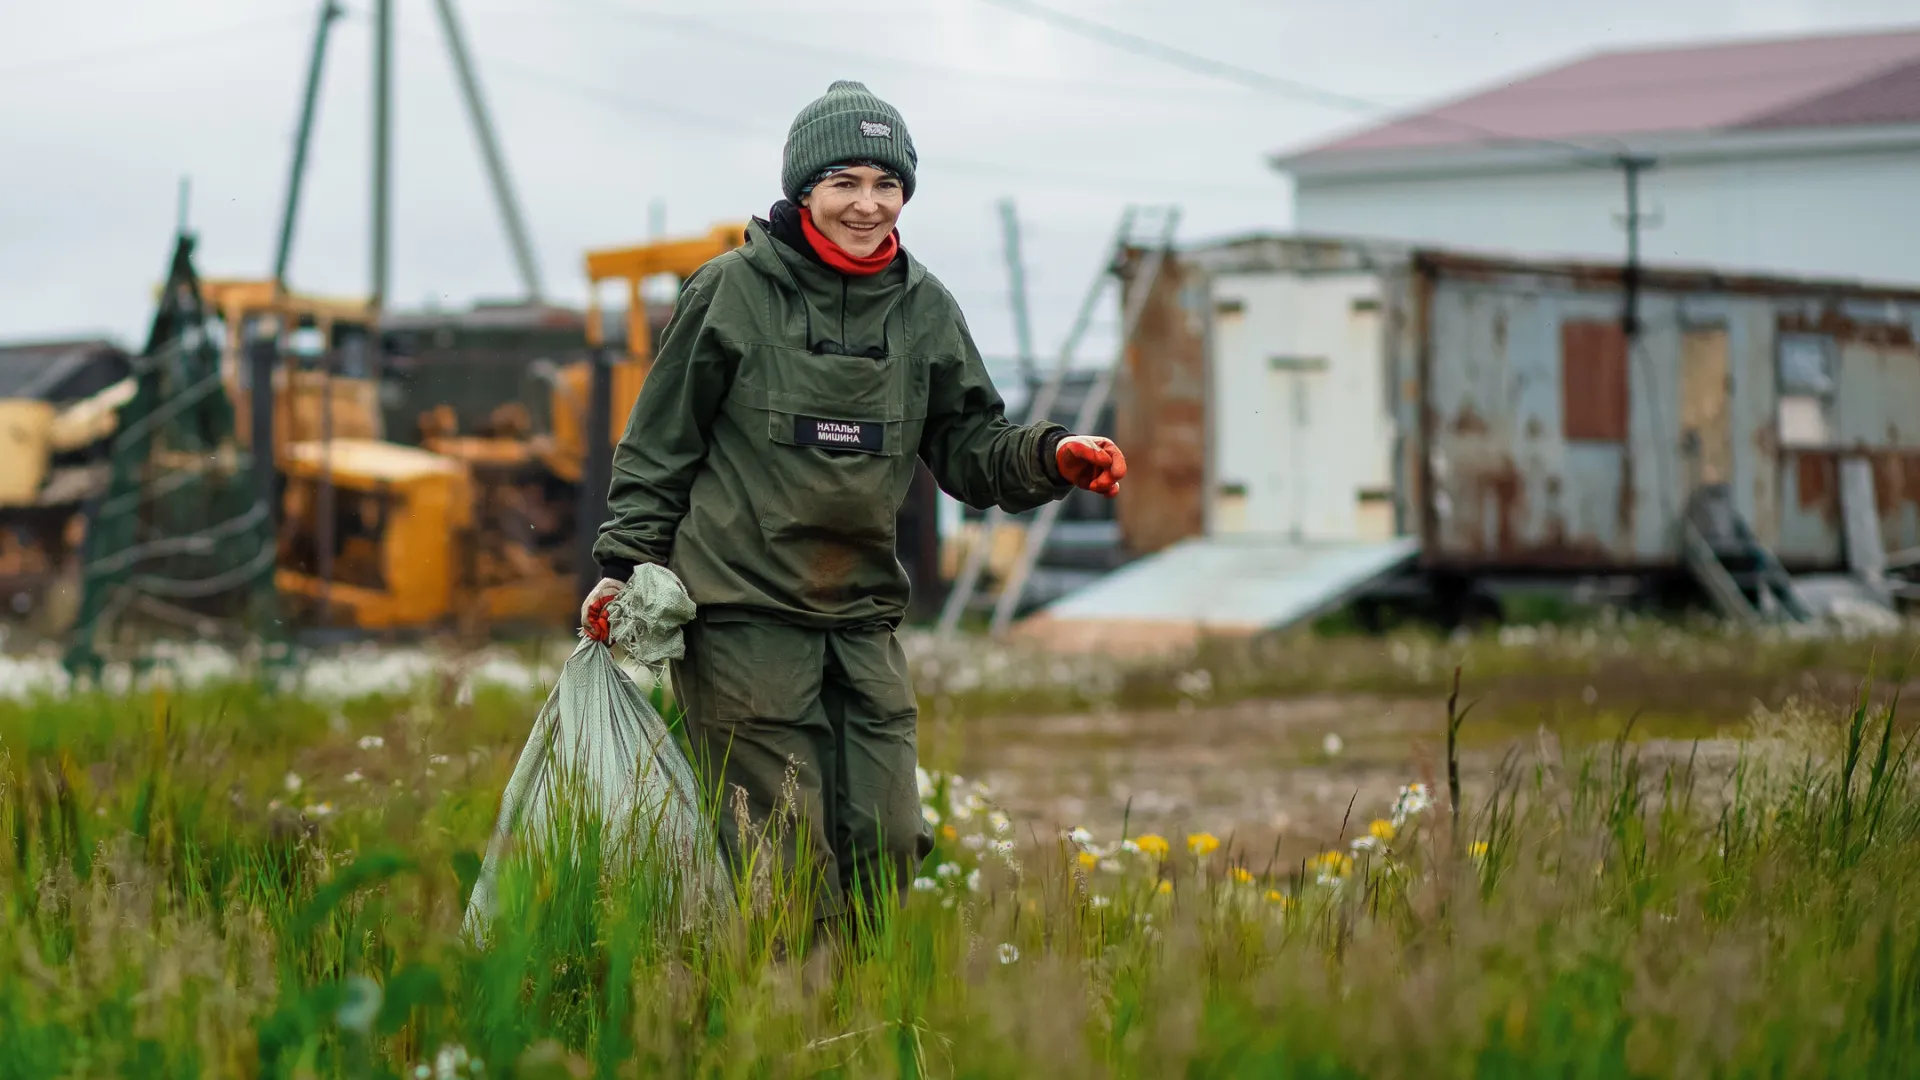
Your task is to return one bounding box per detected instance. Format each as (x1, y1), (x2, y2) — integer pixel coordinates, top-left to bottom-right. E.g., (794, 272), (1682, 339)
(463, 563), (725, 943)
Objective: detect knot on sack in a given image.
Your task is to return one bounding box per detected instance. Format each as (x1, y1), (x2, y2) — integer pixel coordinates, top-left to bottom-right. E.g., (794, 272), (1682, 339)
(601, 563), (698, 673)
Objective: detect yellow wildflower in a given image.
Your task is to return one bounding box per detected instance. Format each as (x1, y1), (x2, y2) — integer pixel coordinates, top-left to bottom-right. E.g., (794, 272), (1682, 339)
(940, 825), (957, 841)
(1265, 889), (1292, 909)
(1134, 834), (1170, 860)
(1368, 819), (1396, 843)
(1077, 851), (1099, 871)
(1156, 879), (1173, 895)
(1230, 867), (1253, 885)
(1308, 851), (1353, 879)
(1470, 840), (1489, 860)
(1187, 832), (1221, 857)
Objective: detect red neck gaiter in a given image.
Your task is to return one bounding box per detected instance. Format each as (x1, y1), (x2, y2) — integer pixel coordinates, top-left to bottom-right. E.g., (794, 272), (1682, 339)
(799, 208), (899, 276)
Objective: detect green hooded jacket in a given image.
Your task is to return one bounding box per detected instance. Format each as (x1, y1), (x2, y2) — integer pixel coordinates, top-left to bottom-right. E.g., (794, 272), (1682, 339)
(592, 214), (1072, 629)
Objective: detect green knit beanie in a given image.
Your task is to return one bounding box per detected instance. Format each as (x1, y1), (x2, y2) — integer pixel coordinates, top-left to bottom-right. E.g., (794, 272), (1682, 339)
(782, 80), (918, 204)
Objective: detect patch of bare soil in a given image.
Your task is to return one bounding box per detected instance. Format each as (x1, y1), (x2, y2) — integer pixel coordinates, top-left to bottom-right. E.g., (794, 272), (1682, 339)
(928, 694), (1749, 867)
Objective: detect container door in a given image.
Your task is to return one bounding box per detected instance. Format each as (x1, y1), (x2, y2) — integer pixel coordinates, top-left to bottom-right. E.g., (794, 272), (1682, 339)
(1680, 325), (1732, 494)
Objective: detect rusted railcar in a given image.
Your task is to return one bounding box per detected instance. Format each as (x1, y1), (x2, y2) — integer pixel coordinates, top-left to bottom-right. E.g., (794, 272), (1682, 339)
(1089, 235), (1920, 633)
(1402, 251), (1920, 579)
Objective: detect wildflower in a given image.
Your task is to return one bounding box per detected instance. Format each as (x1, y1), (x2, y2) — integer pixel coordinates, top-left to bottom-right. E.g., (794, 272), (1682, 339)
(1308, 851), (1352, 881)
(967, 868), (982, 893)
(1120, 838), (1140, 855)
(912, 877), (939, 892)
(1391, 782), (1432, 826)
(1069, 826), (1093, 847)
(1265, 889), (1291, 908)
(940, 824), (958, 841)
(922, 804), (942, 827)
(303, 801), (336, 819)
(1077, 851), (1099, 871)
(1470, 841), (1489, 861)
(357, 735), (385, 751)
(344, 770), (366, 785)
(1230, 867), (1253, 885)
(1089, 894), (1111, 909)
(1322, 732), (1344, 756)
(990, 811), (1011, 836)
(916, 766), (934, 800)
(997, 943), (1020, 964)
(284, 771), (304, 794)
(1099, 859), (1122, 874)
(1187, 832), (1220, 857)
(990, 838), (1016, 862)
(434, 1044), (470, 1080)
(961, 834), (987, 852)
(1134, 834), (1170, 860)
(936, 862), (962, 880)
(1369, 819), (1396, 843)
(429, 754), (451, 766)
(1156, 879), (1173, 895)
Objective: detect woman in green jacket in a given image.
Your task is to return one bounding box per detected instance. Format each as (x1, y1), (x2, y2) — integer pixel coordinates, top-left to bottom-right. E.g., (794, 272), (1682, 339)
(583, 80), (1126, 936)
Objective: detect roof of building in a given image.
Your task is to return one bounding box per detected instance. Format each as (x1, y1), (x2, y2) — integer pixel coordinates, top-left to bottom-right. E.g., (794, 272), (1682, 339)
(1278, 25), (1920, 168)
(0, 338), (129, 403)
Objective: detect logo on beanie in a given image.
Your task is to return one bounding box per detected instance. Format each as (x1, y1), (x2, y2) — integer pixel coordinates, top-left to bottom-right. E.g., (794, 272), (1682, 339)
(858, 120), (892, 139)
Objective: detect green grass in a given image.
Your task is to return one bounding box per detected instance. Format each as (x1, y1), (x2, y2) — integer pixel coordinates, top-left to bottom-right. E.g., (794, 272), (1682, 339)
(7, 635), (1920, 1076)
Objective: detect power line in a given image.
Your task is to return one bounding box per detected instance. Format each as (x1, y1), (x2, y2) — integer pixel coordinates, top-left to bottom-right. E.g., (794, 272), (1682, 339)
(510, 0), (1261, 101)
(468, 47), (1282, 196)
(973, 0), (1621, 164)
(0, 12), (312, 83)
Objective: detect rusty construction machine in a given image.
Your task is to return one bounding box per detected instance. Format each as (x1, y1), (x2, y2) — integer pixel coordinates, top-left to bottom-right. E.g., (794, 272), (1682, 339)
(193, 223), (746, 636)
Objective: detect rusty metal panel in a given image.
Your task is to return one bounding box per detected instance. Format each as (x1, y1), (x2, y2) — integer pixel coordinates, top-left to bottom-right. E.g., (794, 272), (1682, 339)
(1116, 252), (1208, 556)
(1423, 277), (1657, 567)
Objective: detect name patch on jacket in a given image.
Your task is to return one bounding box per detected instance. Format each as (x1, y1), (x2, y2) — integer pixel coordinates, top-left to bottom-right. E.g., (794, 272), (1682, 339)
(796, 416), (883, 453)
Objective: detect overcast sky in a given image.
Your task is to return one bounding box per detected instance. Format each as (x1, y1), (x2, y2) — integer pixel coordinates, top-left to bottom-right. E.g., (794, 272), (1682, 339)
(4, 0), (1915, 362)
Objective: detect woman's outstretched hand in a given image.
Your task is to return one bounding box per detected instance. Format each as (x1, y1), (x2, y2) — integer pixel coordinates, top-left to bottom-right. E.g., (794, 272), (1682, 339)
(1056, 435), (1127, 497)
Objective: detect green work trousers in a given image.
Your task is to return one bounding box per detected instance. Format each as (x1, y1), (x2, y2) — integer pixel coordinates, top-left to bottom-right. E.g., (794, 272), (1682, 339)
(670, 616), (931, 926)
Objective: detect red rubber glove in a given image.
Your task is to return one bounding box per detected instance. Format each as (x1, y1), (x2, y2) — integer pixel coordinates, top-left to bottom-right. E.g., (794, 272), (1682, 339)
(584, 596), (613, 643)
(580, 577), (621, 643)
(1056, 435), (1126, 497)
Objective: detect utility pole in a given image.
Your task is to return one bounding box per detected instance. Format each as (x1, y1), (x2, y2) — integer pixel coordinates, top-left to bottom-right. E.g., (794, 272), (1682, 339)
(1616, 154), (1657, 339)
(371, 0), (393, 309)
(273, 0), (344, 291)
(432, 0), (544, 303)
(999, 198), (1037, 387)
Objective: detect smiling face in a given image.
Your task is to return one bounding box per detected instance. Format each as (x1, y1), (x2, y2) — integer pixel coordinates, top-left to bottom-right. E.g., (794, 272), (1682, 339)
(800, 164), (904, 257)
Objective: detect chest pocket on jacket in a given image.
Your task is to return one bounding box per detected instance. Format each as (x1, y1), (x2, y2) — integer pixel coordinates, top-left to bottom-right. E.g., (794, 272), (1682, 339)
(740, 344), (929, 548)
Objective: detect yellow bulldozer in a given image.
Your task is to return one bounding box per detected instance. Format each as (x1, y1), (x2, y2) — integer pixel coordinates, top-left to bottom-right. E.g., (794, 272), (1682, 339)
(213, 222), (743, 635)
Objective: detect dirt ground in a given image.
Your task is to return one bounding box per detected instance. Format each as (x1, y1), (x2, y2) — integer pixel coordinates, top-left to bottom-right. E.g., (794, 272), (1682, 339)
(925, 694), (1748, 867)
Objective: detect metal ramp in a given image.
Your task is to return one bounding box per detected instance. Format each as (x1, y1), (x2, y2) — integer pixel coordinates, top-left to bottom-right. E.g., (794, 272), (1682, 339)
(1017, 534), (1421, 638)
(1682, 484), (1813, 623)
